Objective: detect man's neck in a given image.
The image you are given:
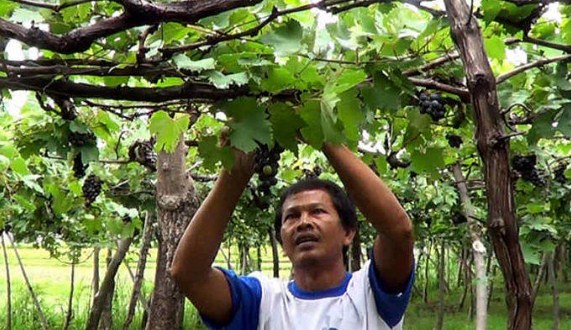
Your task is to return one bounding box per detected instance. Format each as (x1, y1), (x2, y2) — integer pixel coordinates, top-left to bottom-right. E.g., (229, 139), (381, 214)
(292, 260), (347, 292)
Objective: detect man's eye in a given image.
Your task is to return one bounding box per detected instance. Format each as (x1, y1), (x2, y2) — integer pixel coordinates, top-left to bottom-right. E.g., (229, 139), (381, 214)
(312, 208), (325, 214)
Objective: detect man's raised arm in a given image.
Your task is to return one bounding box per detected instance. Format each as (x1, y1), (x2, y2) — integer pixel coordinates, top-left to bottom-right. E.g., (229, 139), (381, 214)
(171, 150), (254, 325)
(322, 143), (414, 292)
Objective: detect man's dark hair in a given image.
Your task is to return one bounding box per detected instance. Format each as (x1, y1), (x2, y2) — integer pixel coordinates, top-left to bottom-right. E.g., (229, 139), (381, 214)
(274, 178), (358, 245)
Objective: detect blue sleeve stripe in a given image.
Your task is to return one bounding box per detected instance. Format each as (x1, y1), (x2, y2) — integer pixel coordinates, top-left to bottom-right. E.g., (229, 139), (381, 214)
(368, 257), (415, 328)
(200, 268), (262, 330)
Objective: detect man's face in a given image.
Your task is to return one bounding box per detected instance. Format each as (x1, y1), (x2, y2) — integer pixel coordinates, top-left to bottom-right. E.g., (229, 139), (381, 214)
(280, 189), (354, 268)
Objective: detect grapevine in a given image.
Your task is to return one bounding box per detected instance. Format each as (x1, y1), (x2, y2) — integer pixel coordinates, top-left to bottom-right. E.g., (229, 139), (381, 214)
(83, 174), (102, 207)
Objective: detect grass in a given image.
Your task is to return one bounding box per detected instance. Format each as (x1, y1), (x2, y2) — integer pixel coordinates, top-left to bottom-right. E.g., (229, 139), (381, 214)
(1, 245), (569, 329)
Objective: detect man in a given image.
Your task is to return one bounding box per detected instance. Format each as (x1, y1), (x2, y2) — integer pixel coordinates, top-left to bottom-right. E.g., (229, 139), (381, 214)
(172, 142), (414, 329)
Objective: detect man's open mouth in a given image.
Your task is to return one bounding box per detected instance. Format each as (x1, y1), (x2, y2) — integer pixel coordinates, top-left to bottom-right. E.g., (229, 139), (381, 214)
(295, 234), (318, 245)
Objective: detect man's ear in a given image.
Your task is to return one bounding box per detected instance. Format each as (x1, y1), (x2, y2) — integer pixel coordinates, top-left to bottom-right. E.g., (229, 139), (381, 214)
(343, 227), (356, 246)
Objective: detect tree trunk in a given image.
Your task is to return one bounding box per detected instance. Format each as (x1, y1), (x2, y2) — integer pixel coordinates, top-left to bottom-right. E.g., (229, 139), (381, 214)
(452, 163), (488, 329)
(436, 240), (446, 330)
(257, 244), (262, 271)
(350, 227), (362, 272)
(423, 240), (431, 304)
(457, 247), (466, 287)
(86, 238), (133, 330)
(219, 245), (233, 271)
(63, 258), (76, 330)
(124, 211), (154, 330)
(1, 233), (12, 330)
(532, 253), (548, 304)
(458, 253), (470, 311)
(92, 247), (100, 306)
(269, 229), (280, 278)
(547, 252), (560, 330)
(443, 2), (532, 328)
(99, 249), (114, 330)
(146, 136), (199, 330)
(8, 232), (49, 330)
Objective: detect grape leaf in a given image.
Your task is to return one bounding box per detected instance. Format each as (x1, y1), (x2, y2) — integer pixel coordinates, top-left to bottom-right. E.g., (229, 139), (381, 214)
(556, 103), (571, 138)
(223, 98), (271, 152)
(484, 35), (505, 61)
(197, 136), (233, 171)
(361, 73), (401, 111)
(411, 147), (445, 176)
(259, 20), (304, 57)
(10, 157), (30, 176)
(300, 100), (324, 149)
(173, 54), (216, 72)
(207, 71), (249, 89)
(337, 89), (364, 144)
(324, 69), (367, 95)
(149, 111), (190, 152)
(269, 103), (304, 151)
(261, 67), (296, 93)
(320, 92), (345, 145)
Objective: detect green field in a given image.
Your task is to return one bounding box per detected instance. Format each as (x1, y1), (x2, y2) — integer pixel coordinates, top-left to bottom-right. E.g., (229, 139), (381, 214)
(0, 245), (569, 329)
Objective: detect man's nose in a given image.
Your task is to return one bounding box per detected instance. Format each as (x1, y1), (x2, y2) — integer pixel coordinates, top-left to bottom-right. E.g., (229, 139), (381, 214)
(296, 213), (312, 230)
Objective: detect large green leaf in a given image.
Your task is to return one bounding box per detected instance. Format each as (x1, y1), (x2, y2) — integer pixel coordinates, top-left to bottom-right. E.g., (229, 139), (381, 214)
(299, 100), (324, 148)
(361, 72), (401, 111)
(269, 103), (304, 151)
(223, 98), (272, 152)
(556, 103), (571, 138)
(149, 111), (190, 152)
(259, 20), (304, 57)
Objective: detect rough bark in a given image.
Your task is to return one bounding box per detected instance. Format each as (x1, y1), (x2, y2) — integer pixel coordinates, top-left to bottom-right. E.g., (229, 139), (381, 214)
(86, 238), (133, 330)
(146, 136), (200, 330)
(63, 259), (76, 330)
(124, 211), (154, 330)
(269, 229), (280, 278)
(8, 233), (49, 330)
(452, 163), (488, 329)
(443, 1), (532, 329)
(547, 252), (560, 330)
(1, 233), (12, 330)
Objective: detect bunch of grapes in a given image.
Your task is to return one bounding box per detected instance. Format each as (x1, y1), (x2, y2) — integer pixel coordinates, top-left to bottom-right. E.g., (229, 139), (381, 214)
(419, 93), (446, 121)
(512, 154), (545, 186)
(446, 134), (463, 148)
(452, 211), (467, 225)
(129, 140), (157, 171)
(72, 153), (88, 179)
(68, 131), (96, 147)
(254, 143), (283, 196)
(82, 174), (102, 207)
(554, 163), (568, 184)
(303, 166), (322, 179)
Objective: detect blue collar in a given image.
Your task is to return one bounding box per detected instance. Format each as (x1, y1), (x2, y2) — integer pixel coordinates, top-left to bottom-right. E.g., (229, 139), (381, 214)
(288, 273), (352, 300)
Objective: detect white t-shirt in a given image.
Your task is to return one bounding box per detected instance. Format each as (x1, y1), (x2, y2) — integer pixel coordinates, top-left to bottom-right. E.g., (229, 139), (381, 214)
(202, 259), (414, 330)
